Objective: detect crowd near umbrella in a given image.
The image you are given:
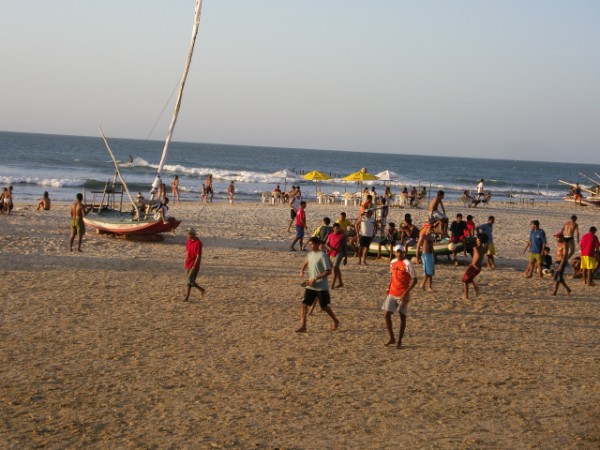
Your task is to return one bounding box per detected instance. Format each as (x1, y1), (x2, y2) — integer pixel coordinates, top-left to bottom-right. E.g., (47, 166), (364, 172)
(342, 168), (379, 195)
(302, 170), (333, 198)
(270, 169), (298, 192)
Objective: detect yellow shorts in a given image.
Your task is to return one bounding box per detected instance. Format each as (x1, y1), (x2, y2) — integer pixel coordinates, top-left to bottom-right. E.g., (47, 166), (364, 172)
(580, 256), (596, 270)
(528, 253), (541, 264)
(486, 243), (496, 256)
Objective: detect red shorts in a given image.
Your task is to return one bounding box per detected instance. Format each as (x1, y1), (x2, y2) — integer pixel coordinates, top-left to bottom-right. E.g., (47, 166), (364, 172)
(462, 266), (480, 283)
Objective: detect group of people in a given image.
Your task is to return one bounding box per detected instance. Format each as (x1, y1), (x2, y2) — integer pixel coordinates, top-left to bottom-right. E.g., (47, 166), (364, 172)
(525, 215), (600, 293)
(199, 174), (235, 204)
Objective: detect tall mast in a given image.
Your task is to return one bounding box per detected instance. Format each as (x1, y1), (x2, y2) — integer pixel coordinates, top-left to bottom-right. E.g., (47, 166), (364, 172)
(152, 0), (203, 194)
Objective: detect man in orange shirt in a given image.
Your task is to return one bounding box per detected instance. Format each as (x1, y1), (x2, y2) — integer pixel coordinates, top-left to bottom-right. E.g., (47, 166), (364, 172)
(382, 245), (418, 348)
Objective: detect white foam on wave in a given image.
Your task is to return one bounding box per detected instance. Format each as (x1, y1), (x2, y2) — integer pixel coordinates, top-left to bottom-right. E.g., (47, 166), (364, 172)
(0, 175), (86, 187)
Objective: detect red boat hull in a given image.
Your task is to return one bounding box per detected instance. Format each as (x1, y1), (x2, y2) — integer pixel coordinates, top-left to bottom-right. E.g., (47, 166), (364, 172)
(84, 211), (181, 235)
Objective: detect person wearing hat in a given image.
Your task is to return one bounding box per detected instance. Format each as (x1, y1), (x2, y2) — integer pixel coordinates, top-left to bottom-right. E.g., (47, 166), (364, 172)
(183, 227), (205, 301)
(382, 244), (417, 348)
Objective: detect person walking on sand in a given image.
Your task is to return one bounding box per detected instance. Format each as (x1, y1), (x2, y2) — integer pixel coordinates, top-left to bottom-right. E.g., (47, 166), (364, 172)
(560, 215), (580, 259)
(287, 188), (302, 233)
(382, 244), (417, 348)
(290, 201), (307, 251)
(171, 175), (180, 203)
(326, 222), (347, 289)
(205, 174), (214, 202)
(476, 216), (496, 269)
(69, 193), (87, 252)
(580, 226), (599, 286)
(462, 233), (488, 299)
(358, 209), (378, 265)
(416, 224), (436, 291)
(183, 227), (205, 301)
(296, 236), (340, 333)
(227, 181), (235, 205)
(523, 220), (547, 278)
(476, 179), (485, 202)
(552, 234), (571, 296)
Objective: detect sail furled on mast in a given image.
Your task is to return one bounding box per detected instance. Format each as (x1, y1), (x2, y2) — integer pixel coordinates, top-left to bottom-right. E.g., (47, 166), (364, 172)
(155, 0), (204, 178)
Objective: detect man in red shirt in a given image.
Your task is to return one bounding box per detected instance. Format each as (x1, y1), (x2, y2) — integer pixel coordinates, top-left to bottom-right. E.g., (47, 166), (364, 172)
(290, 201), (307, 251)
(580, 226), (599, 286)
(382, 245), (417, 348)
(184, 227), (205, 301)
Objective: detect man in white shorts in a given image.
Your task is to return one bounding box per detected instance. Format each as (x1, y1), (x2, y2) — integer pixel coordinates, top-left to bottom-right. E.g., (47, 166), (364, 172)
(382, 245), (417, 348)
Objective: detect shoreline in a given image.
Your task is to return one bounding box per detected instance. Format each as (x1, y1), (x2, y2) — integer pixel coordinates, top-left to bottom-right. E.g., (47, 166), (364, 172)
(1, 200), (598, 447)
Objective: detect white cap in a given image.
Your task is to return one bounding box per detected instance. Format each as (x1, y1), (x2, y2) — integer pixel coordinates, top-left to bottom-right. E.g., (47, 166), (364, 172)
(393, 244), (405, 253)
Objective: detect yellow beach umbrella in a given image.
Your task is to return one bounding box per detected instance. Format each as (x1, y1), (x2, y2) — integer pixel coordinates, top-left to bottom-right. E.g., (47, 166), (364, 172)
(342, 168), (379, 197)
(302, 170), (333, 199)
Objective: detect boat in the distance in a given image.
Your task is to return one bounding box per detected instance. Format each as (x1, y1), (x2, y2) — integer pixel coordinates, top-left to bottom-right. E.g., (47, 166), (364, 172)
(559, 175), (600, 208)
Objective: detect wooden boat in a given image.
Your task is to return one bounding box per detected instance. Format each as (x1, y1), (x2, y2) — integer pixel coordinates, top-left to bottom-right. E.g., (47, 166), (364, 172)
(368, 237), (465, 258)
(84, 179), (181, 235)
(559, 178), (600, 208)
(84, 209), (180, 235)
(84, 1), (203, 236)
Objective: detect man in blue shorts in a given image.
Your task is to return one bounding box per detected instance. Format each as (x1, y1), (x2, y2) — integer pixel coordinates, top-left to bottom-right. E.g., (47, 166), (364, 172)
(416, 224), (436, 291)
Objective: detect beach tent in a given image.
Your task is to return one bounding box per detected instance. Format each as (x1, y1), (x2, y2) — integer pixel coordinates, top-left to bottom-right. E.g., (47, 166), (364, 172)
(302, 170), (333, 199)
(270, 168), (298, 192)
(342, 168), (379, 197)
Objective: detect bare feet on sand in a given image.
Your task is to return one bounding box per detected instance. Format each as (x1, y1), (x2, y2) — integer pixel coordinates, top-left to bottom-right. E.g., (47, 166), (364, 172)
(384, 339), (396, 346)
(295, 326), (307, 333)
(331, 320), (340, 331)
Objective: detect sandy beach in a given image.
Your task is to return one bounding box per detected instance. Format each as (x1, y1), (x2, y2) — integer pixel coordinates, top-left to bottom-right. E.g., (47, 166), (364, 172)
(1, 198), (598, 448)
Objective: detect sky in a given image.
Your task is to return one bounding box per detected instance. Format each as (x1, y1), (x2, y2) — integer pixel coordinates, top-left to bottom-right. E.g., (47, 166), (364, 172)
(1, 1), (599, 163)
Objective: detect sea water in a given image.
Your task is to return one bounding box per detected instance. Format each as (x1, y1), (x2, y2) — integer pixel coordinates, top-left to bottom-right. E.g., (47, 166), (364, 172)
(1, 131), (598, 204)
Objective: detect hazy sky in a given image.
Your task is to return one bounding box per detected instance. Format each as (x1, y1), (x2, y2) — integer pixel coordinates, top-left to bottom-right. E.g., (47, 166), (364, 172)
(2, 1), (599, 163)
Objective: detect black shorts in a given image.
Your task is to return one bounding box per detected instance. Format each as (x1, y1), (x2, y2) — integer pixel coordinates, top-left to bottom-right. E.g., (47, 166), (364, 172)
(359, 236), (372, 248)
(302, 289), (331, 308)
(290, 209), (297, 220)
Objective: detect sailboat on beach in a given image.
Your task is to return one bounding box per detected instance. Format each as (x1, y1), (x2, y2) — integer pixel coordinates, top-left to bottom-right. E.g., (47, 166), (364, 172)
(84, 1), (203, 235)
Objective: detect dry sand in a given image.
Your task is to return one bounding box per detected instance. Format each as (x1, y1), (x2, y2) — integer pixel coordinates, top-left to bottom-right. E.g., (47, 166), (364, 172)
(0, 198), (599, 448)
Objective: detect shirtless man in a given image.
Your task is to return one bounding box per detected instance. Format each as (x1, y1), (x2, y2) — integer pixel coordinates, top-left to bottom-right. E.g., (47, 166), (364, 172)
(560, 215), (580, 259)
(205, 174), (214, 202)
(416, 224), (436, 291)
(428, 190), (448, 237)
(69, 193), (87, 252)
(462, 233), (488, 299)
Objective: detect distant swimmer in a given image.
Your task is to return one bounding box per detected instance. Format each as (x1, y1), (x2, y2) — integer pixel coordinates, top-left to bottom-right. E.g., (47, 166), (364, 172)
(128, 155), (134, 163)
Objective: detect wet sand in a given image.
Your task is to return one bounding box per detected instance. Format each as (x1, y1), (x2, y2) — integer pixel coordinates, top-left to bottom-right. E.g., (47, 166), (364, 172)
(0, 199), (598, 448)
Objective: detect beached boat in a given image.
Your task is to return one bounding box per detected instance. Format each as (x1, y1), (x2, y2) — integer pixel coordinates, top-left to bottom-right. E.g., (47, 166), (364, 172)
(84, 208), (180, 235)
(368, 237), (465, 258)
(84, 1), (203, 236)
(84, 178), (181, 235)
(559, 178), (600, 208)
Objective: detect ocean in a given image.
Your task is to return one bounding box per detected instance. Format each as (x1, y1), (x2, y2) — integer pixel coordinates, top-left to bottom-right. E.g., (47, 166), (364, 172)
(1, 130), (598, 205)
